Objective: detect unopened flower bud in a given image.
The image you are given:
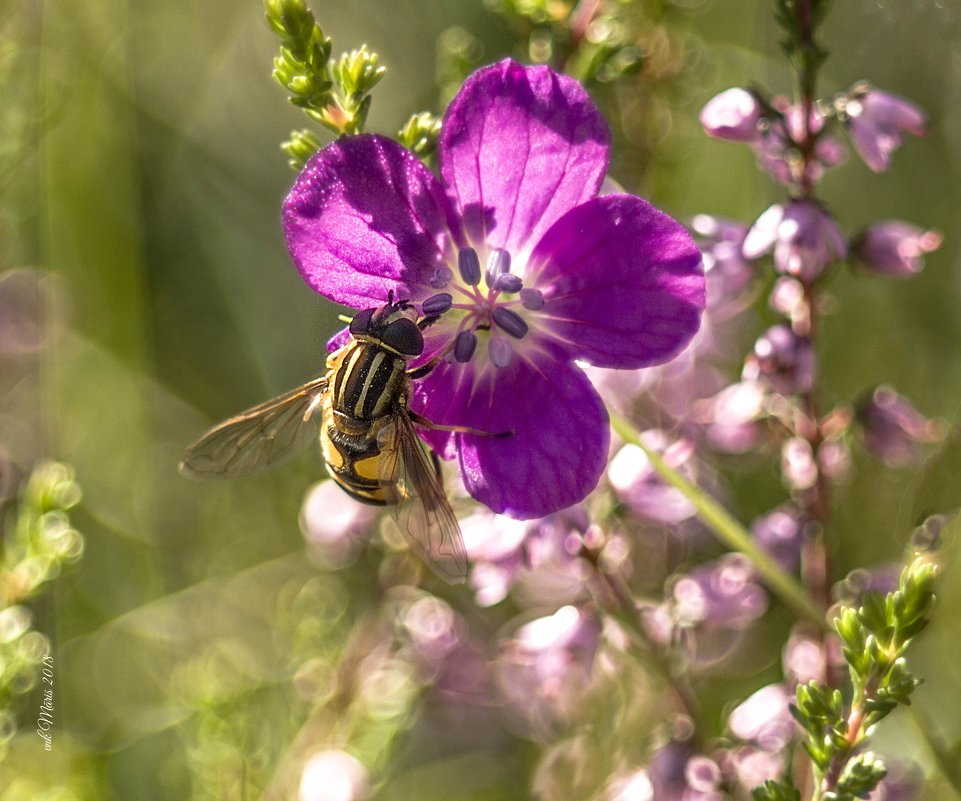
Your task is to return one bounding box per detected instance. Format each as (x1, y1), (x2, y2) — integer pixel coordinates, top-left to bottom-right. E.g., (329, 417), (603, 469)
(781, 437), (817, 491)
(852, 220), (942, 277)
(700, 88), (761, 142)
(743, 201), (846, 282)
(672, 554), (768, 630)
(742, 325), (815, 396)
(728, 683), (795, 750)
(751, 505), (805, 572)
(857, 385), (942, 467)
(840, 85), (926, 172)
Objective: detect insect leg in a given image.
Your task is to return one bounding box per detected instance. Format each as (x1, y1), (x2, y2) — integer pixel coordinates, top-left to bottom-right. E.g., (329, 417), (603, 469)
(406, 345), (452, 379)
(408, 411), (513, 439)
(429, 449), (443, 483)
(407, 324), (491, 380)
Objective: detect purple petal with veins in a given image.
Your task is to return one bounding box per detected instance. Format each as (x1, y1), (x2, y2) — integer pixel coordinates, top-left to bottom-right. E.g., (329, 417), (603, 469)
(413, 357), (609, 519)
(439, 59), (610, 258)
(529, 195), (704, 368)
(284, 135), (461, 309)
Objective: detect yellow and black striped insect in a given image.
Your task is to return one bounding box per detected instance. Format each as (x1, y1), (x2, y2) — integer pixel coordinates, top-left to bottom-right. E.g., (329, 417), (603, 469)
(180, 295), (499, 583)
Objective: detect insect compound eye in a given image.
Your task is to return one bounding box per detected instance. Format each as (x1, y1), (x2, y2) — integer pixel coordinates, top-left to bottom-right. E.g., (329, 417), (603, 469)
(349, 308), (375, 337)
(379, 318), (424, 357)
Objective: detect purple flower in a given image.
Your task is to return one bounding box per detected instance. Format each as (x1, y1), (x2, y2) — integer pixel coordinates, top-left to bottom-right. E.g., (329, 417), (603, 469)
(742, 324), (815, 396)
(726, 747), (786, 792)
(644, 743), (726, 801)
(769, 276), (806, 327)
(852, 220), (942, 277)
(608, 769), (655, 801)
(783, 627), (827, 684)
(608, 432), (698, 525)
(743, 201), (847, 282)
(398, 594), (463, 664)
(690, 215), (755, 308)
(698, 381), (765, 454)
(780, 437), (818, 491)
(459, 506), (591, 607)
(283, 60), (705, 519)
(700, 88), (761, 142)
(727, 683), (796, 750)
(300, 480), (379, 569)
(672, 554), (768, 630)
(857, 385), (942, 467)
(459, 511), (530, 606)
(496, 605), (600, 730)
(751, 505), (805, 573)
(841, 86), (926, 172)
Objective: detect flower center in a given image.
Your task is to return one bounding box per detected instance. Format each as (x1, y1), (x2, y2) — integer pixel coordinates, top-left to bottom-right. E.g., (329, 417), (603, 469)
(422, 246), (544, 369)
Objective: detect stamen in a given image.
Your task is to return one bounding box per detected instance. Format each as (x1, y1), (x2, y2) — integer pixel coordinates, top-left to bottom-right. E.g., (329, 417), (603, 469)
(429, 266), (453, 289)
(493, 273), (523, 293)
(458, 248), (481, 286)
(520, 288), (545, 310)
(422, 292), (453, 315)
(485, 248), (511, 284)
(454, 330), (478, 362)
(489, 335), (513, 368)
(492, 306), (529, 339)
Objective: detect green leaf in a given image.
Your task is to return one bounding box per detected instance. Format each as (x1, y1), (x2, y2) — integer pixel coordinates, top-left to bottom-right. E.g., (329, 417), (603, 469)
(398, 112), (443, 160)
(264, 0), (384, 138)
(836, 751), (886, 799)
(281, 129), (322, 171)
(752, 779), (802, 801)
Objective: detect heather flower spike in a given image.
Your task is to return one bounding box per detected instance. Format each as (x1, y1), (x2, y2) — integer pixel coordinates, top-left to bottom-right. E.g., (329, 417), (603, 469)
(284, 59), (705, 518)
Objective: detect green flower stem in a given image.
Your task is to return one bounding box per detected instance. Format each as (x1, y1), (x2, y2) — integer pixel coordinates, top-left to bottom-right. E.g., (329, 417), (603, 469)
(610, 413), (829, 631)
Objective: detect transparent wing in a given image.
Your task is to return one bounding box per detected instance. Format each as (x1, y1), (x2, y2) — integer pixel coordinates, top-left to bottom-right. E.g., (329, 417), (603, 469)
(180, 376), (328, 479)
(379, 413), (468, 584)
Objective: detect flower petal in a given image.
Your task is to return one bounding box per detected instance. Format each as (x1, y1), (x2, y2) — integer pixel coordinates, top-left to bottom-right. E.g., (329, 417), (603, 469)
(528, 195), (705, 369)
(439, 59), (610, 260)
(412, 357), (609, 519)
(326, 325), (351, 354)
(284, 134), (460, 308)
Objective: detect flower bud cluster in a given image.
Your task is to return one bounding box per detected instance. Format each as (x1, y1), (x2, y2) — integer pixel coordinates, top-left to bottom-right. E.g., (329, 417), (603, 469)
(265, 0), (386, 158)
(0, 461), (84, 760)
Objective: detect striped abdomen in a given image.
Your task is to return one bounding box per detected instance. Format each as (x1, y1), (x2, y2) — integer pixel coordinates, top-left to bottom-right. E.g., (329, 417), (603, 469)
(321, 407), (397, 505)
(321, 340), (408, 505)
(331, 340), (407, 422)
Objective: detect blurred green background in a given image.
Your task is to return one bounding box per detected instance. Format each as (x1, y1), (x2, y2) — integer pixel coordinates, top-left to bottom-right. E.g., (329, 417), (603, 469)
(2, 0), (961, 798)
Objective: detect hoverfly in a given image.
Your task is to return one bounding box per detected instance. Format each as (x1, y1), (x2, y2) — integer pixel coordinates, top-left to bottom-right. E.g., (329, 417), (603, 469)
(180, 295), (503, 583)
